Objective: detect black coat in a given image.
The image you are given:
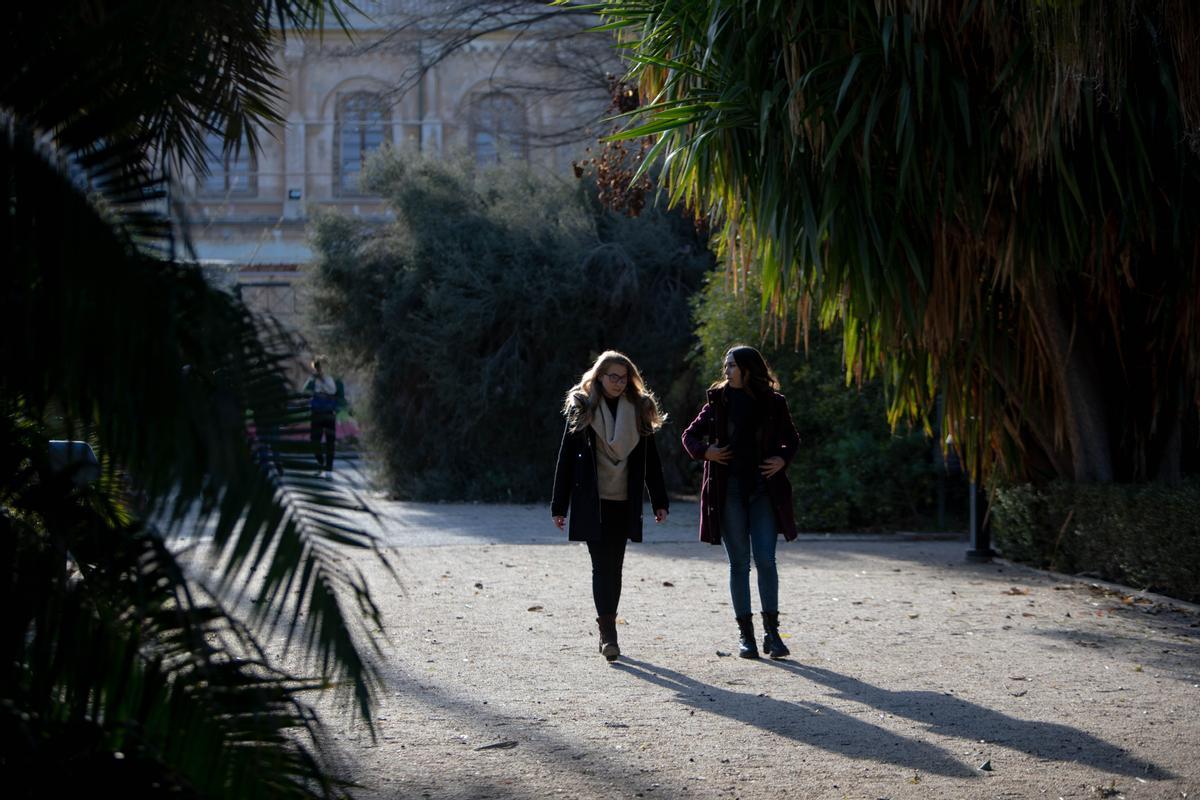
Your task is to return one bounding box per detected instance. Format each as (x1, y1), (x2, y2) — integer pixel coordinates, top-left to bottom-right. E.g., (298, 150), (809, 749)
(551, 421), (669, 542)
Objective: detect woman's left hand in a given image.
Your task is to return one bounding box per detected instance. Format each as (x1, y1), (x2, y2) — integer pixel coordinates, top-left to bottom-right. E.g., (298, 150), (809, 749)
(654, 508), (669, 523)
(759, 456), (785, 478)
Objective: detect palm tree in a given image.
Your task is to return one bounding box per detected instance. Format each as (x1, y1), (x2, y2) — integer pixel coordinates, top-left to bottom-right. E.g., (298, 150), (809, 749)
(587, 0), (1200, 485)
(2, 3), (390, 796)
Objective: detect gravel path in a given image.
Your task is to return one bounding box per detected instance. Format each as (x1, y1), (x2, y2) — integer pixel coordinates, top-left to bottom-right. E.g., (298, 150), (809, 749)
(185, 461), (1199, 799)
(274, 472), (1199, 800)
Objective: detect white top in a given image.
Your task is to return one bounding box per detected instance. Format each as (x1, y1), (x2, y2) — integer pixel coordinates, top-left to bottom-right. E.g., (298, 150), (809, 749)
(311, 375), (336, 395)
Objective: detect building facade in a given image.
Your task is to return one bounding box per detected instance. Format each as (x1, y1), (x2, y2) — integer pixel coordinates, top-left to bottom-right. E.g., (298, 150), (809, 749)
(180, 2), (609, 331)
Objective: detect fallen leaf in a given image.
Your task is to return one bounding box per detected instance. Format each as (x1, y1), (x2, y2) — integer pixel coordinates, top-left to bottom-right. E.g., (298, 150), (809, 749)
(1004, 587), (1030, 596)
(715, 650), (731, 657)
(475, 740), (518, 751)
(527, 605), (543, 612)
(978, 759), (993, 772)
(908, 613), (920, 619)
(663, 581), (675, 587)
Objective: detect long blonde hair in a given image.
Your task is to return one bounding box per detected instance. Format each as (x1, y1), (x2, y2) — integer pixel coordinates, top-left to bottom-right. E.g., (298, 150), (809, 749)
(562, 350), (666, 435)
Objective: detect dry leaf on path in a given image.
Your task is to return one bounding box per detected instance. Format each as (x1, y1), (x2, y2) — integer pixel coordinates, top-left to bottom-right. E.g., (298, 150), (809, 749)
(474, 740), (518, 751)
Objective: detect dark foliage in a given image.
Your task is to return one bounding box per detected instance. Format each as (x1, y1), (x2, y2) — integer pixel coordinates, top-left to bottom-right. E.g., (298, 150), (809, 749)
(307, 152), (713, 500)
(992, 481), (1200, 603)
(595, 0), (1200, 486)
(2, 3), (388, 797)
(692, 273), (967, 531)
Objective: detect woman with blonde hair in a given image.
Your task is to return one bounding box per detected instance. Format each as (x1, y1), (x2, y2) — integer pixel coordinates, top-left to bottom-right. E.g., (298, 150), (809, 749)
(552, 351), (670, 662)
(682, 345), (800, 659)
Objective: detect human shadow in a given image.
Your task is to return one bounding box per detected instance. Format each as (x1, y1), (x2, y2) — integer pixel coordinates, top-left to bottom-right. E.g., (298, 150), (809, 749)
(611, 657), (977, 778)
(340, 662), (659, 799)
(765, 662), (1173, 780)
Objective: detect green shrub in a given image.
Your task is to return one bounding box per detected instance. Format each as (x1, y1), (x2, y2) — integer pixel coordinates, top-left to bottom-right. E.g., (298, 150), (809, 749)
(691, 272), (962, 530)
(306, 151), (712, 500)
(992, 480), (1200, 602)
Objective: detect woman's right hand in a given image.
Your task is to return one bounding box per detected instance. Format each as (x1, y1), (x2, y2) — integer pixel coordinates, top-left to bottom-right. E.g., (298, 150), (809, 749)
(705, 444), (732, 464)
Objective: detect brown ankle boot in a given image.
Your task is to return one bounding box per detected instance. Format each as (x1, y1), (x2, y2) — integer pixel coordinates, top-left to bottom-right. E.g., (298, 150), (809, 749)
(596, 614), (620, 661)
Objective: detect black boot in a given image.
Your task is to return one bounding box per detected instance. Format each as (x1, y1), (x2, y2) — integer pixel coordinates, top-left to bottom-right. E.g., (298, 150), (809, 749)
(596, 614), (620, 662)
(762, 611), (791, 659)
(736, 614), (760, 659)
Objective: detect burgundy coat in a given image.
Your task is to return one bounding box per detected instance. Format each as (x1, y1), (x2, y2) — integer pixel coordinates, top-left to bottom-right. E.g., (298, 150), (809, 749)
(681, 387), (800, 544)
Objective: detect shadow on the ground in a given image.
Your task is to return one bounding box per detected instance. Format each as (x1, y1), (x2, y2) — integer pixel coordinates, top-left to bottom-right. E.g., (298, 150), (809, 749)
(787, 540), (993, 571)
(1028, 623), (1200, 686)
(344, 663), (663, 799)
(763, 661), (1174, 780)
(612, 657), (977, 778)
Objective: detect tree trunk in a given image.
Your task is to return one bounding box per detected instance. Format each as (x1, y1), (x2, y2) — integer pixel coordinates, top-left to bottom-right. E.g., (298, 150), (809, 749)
(1155, 403), (1183, 484)
(1023, 274), (1114, 483)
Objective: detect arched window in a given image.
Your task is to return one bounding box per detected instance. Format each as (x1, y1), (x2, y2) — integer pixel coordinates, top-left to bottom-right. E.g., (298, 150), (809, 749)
(336, 92), (390, 195)
(469, 93), (526, 164)
(198, 130), (256, 196)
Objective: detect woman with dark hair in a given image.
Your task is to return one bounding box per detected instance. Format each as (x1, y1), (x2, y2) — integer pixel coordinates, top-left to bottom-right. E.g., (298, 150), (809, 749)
(552, 351), (670, 662)
(682, 345), (800, 659)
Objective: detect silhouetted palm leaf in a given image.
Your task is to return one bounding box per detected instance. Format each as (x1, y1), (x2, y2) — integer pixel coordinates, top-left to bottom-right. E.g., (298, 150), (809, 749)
(2, 3), (393, 797)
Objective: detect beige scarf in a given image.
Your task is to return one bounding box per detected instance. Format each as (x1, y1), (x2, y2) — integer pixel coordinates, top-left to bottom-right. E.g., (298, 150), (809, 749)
(590, 396), (640, 501)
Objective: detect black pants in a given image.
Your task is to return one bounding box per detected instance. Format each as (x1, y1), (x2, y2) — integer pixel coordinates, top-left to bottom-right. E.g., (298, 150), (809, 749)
(587, 499), (629, 616)
(311, 411), (336, 470)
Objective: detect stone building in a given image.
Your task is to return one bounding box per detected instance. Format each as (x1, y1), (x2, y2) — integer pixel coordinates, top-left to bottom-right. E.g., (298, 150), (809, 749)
(179, 1), (609, 332)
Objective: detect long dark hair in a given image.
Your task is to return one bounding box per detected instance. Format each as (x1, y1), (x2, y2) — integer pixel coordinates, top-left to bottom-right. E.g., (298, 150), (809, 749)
(712, 345), (780, 400)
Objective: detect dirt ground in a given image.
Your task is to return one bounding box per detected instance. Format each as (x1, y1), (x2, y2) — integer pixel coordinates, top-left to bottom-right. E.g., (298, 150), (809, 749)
(258, 498), (1200, 800)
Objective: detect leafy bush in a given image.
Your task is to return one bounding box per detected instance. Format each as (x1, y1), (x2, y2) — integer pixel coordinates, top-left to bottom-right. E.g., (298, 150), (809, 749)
(691, 272), (963, 530)
(992, 481), (1200, 602)
(306, 151), (712, 500)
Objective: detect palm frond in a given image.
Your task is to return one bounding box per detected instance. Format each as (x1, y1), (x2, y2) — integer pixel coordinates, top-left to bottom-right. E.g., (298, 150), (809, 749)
(3, 3), (395, 793)
(590, 0), (1200, 483)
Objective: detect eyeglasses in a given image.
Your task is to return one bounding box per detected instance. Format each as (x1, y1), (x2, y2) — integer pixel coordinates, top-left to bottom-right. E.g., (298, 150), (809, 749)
(603, 373), (629, 384)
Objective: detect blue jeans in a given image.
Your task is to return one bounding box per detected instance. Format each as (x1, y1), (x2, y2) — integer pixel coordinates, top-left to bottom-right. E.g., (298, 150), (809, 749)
(721, 475), (779, 617)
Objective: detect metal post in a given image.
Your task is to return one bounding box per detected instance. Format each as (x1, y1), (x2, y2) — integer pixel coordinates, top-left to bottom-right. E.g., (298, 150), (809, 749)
(935, 393), (946, 529)
(966, 479), (995, 562)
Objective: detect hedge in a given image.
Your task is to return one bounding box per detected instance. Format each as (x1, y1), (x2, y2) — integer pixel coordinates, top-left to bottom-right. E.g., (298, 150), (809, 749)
(991, 480), (1200, 602)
